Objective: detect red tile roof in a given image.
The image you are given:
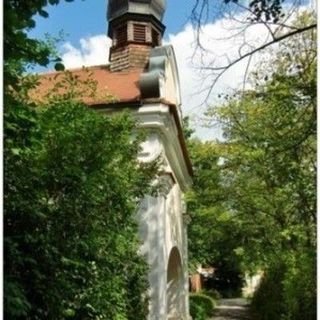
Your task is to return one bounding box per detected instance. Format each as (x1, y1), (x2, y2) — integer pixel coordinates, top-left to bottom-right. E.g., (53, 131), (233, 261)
(30, 64), (193, 176)
(31, 65), (143, 105)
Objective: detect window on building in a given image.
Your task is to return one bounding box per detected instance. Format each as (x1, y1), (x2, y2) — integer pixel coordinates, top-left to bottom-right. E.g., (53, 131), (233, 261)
(152, 29), (160, 47)
(133, 24), (147, 43)
(116, 24), (127, 46)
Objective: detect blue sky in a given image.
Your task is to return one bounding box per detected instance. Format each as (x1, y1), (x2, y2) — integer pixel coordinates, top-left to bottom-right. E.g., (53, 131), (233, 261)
(28, 0), (312, 140)
(29, 0), (226, 140)
(30, 0), (197, 49)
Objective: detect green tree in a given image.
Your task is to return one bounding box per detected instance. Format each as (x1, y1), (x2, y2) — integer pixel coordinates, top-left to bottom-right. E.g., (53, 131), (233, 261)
(187, 12), (316, 317)
(3, 102), (153, 316)
(203, 12), (316, 318)
(190, 1), (316, 97)
(187, 140), (246, 296)
(208, 12), (316, 262)
(4, 0), (72, 86)
(5, 98), (155, 319)
(4, 1), (157, 319)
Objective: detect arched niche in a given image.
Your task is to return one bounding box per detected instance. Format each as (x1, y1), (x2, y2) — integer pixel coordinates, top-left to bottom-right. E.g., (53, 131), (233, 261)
(166, 246), (184, 319)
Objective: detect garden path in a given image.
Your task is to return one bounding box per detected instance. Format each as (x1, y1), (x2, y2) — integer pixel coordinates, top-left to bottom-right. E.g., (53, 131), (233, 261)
(211, 298), (251, 320)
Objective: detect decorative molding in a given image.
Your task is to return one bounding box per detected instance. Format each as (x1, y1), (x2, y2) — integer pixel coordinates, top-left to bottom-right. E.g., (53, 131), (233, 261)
(140, 45), (182, 112)
(181, 199), (187, 215)
(140, 54), (166, 99)
(134, 103), (192, 192)
(158, 173), (175, 197)
(138, 132), (163, 162)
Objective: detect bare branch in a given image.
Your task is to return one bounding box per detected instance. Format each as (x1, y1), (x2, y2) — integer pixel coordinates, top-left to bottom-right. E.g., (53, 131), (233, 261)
(196, 23), (316, 104)
(242, 54), (253, 93)
(204, 24), (316, 72)
(188, 0), (316, 106)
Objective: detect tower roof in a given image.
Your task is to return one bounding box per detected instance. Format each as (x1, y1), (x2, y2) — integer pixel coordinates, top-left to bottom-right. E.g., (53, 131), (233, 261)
(107, 0), (166, 23)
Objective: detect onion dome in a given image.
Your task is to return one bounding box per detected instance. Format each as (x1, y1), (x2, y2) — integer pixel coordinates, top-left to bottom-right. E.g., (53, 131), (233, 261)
(108, 0), (166, 22)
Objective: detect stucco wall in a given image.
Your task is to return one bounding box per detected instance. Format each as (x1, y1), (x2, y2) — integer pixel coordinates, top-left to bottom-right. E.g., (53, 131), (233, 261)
(137, 121), (191, 319)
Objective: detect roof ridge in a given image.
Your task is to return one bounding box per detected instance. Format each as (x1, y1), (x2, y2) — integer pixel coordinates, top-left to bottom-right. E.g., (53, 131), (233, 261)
(37, 65), (148, 76)
(37, 64), (111, 76)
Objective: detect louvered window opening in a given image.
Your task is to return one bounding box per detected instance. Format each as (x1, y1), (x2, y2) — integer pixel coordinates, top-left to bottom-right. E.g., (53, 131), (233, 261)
(116, 25), (127, 46)
(133, 24), (147, 43)
(152, 29), (159, 47)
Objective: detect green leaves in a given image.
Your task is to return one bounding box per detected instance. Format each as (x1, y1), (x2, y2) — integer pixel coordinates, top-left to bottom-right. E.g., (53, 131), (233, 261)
(63, 309), (76, 318)
(48, 0), (60, 4)
(224, 0), (286, 23)
(39, 9), (49, 18)
(188, 12), (316, 309)
(4, 23), (156, 315)
(54, 62), (65, 71)
(4, 0), (75, 87)
(5, 1), (157, 317)
(4, 99), (154, 319)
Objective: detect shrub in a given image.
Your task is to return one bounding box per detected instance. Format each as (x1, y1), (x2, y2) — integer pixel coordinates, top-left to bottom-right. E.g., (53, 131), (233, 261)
(251, 252), (316, 320)
(4, 101), (156, 319)
(189, 293), (215, 320)
(251, 263), (286, 320)
(281, 250), (316, 320)
(202, 289), (222, 300)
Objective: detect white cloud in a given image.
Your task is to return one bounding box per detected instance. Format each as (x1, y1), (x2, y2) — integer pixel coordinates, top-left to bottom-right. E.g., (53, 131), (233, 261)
(167, 3), (312, 140)
(59, 22), (270, 140)
(61, 35), (111, 69)
(60, 5), (311, 140)
(60, 21), (269, 140)
(166, 18), (271, 140)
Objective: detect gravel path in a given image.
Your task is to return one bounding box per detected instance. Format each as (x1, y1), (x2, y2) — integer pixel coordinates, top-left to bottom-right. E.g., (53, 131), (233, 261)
(211, 298), (251, 320)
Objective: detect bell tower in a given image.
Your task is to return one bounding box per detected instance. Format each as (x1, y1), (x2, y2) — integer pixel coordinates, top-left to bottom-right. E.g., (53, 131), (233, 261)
(107, 0), (166, 72)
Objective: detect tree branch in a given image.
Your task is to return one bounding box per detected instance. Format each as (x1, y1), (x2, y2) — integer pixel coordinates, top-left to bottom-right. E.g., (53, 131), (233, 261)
(199, 23), (316, 103)
(205, 24), (316, 72)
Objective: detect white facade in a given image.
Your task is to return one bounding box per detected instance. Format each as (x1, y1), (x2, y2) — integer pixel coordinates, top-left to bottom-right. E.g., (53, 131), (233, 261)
(100, 45), (192, 320)
(136, 47), (192, 320)
(136, 105), (191, 319)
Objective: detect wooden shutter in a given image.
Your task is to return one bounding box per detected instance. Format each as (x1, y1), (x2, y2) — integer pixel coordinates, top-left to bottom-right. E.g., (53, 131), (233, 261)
(133, 24), (146, 43)
(116, 25), (127, 46)
(152, 29), (159, 47)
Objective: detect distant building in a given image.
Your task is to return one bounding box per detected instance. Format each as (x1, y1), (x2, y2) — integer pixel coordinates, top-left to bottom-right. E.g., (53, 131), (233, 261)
(190, 265), (215, 293)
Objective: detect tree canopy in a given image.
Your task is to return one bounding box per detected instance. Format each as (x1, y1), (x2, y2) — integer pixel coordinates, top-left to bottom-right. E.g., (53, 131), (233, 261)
(190, 0), (316, 97)
(4, 1), (158, 319)
(5, 101), (156, 319)
(4, 0), (73, 86)
(187, 11), (316, 318)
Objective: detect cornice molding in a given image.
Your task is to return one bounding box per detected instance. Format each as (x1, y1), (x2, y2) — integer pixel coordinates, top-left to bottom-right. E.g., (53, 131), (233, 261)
(140, 45), (182, 112)
(135, 103), (192, 192)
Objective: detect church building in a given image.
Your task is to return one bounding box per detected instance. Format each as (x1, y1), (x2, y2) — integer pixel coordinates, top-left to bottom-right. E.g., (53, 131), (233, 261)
(35, 1), (193, 319)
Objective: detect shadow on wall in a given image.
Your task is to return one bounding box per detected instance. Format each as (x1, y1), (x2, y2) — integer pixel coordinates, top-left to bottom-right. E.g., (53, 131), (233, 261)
(167, 247), (184, 320)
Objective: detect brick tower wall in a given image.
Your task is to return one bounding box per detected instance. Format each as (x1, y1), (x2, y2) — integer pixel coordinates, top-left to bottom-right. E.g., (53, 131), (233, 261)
(109, 44), (152, 72)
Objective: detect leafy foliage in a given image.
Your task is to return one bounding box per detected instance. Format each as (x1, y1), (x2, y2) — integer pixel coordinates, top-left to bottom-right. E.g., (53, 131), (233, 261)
(209, 12), (316, 263)
(4, 0), (72, 87)
(186, 140), (246, 296)
(250, 263), (286, 319)
(4, 1), (156, 319)
(187, 12), (316, 318)
(224, 0), (286, 22)
(189, 293), (215, 320)
(251, 249), (316, 320)
(4, 97), (156, 319)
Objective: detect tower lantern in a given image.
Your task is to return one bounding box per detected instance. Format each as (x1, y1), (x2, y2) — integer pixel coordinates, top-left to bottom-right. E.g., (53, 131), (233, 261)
(107, 0), (166, 72)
